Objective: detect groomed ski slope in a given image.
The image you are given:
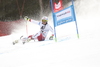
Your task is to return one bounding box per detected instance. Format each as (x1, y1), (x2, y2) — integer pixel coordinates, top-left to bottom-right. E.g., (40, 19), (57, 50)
(0, 33), (100, 67)
(0, 0), (100, 67)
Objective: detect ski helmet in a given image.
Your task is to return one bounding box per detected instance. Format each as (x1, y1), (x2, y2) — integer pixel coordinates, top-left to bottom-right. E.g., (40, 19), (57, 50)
(42, 16), (48, 22)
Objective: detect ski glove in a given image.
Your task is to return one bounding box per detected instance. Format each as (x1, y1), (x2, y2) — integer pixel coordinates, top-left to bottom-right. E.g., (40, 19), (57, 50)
(24, 16), (31, 21)
(49, 34), (54, 40)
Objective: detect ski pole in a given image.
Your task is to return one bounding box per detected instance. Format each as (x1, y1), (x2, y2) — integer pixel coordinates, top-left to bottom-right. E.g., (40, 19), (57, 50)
(26, 20), (28, 36)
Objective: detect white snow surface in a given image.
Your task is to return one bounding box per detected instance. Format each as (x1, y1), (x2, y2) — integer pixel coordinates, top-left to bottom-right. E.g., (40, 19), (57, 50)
(0, 0), (100, 67)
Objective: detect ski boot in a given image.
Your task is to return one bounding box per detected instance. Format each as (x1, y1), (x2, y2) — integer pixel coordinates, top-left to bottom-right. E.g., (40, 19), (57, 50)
(13, 40), (18, 45)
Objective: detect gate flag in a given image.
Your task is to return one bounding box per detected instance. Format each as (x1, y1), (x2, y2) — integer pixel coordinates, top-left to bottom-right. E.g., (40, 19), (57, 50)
(53, 5), (75, 27)
(50, 0), (79, 41)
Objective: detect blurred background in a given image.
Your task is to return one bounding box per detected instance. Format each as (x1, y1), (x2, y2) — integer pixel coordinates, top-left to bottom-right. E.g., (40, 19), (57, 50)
(0, 0), (72, 21)
(0, 0), (72, 36)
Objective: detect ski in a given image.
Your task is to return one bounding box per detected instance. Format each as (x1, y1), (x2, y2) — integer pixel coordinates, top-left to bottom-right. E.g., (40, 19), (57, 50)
(12, 36), (24, 45)
(12, 35), (54, 45)
(12, 36), (34, 45)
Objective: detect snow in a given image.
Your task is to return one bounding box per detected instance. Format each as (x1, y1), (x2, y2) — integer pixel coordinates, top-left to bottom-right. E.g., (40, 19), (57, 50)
(0, 0), (100, 67)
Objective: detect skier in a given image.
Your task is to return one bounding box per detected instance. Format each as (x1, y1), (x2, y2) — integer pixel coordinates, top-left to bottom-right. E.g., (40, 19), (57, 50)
(23, 16), (54, 42)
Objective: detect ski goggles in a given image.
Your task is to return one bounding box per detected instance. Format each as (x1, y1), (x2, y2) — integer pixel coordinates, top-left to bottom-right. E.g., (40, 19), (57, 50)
(42, 20), (47, 22)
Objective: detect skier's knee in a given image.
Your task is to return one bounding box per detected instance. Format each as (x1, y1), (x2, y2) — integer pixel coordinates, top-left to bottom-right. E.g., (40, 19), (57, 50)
(28, 35), (33, 39)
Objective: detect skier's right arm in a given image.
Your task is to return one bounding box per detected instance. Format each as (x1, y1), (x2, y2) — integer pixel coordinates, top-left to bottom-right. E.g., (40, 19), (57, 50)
(30, 19), (40, 25)
(24, 16), (40, 25)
